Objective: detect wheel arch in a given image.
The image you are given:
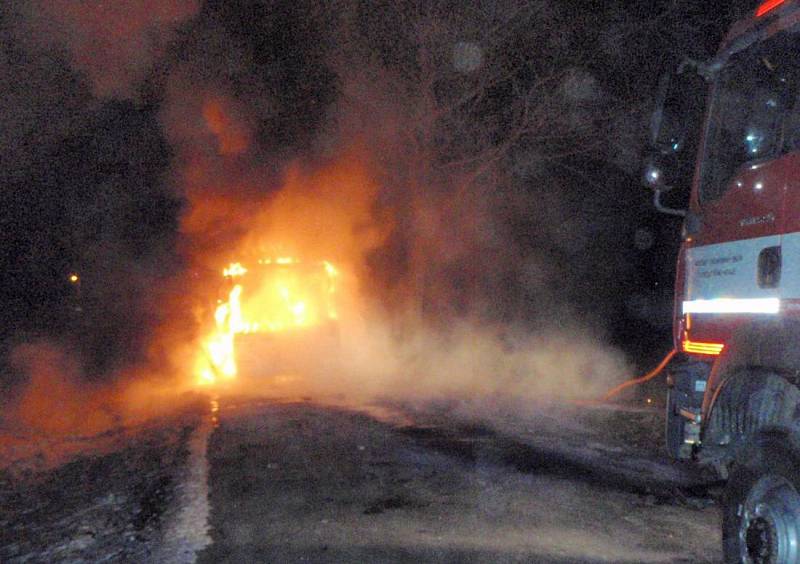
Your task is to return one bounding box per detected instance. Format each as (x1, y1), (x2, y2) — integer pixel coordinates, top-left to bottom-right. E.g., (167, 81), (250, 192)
(701, 364), (800, 475)
(702, 318), (800, 414)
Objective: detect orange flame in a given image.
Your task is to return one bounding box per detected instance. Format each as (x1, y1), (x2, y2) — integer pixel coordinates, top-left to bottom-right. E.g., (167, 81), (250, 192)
(195, 258), (339, 385)
(177, 147), (387, 388)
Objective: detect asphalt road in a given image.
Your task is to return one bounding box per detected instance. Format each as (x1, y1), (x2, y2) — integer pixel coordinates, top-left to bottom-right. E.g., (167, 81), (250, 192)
(0, 394), (722, 563)
(193, 397), (721, 563)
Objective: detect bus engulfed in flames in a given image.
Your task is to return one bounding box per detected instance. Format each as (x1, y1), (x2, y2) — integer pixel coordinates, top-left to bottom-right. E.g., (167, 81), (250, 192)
(196, 258), (339, 385)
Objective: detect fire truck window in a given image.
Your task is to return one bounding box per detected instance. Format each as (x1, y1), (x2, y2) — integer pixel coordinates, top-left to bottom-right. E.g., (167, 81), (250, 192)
(699, 36), (799, 204)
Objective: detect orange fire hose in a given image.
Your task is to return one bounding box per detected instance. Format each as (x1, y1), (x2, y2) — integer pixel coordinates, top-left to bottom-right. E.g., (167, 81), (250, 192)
(568, 348), (678, 408)
(600, 348), (677, 402)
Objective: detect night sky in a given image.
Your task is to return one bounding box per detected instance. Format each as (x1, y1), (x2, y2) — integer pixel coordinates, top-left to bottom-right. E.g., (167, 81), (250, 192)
(0, 0), (762, 389)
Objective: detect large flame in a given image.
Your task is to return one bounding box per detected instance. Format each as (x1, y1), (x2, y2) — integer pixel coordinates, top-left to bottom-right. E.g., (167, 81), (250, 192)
(181, 146), (387, 388)
(195, 258), (340, 385)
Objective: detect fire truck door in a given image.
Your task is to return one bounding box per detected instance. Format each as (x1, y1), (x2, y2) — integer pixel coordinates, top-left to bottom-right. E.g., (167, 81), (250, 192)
(685, 158), (785, 318)
(683, 39), (798, 318)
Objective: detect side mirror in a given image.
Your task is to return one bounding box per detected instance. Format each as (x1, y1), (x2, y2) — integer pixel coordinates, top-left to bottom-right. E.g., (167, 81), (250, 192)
(643, 62), (707, 217)
(651, 73), (682, 152)
(650, 69), (704, 155)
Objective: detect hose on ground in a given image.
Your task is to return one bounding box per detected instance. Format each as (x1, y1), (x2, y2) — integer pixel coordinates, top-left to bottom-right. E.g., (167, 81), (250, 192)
(601, 348), (678, 402)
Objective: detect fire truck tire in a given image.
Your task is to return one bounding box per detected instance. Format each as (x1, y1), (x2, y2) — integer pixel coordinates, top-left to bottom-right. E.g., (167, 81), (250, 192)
(722, 429), (800, 563)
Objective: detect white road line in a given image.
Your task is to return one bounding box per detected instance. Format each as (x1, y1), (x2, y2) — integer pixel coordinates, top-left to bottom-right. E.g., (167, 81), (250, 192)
(154, 405), (215, 563)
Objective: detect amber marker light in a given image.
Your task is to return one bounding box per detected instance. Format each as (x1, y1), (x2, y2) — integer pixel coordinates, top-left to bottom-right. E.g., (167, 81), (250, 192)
(682, 339), (724, 356)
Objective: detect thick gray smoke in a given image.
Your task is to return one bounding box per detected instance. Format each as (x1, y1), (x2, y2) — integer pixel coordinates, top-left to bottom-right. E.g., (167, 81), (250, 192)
(18, 0), (200, 100)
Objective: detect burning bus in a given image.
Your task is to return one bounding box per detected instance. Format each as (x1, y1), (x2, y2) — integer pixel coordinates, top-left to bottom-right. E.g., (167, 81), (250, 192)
(196, 258), (341, 386)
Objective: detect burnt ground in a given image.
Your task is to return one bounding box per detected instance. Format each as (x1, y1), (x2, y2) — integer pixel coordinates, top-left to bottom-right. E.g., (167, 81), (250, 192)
(1, 395), (721, 563)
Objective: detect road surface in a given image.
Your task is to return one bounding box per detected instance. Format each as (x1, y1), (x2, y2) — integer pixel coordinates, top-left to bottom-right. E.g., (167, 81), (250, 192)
(1, 394), (721, 563)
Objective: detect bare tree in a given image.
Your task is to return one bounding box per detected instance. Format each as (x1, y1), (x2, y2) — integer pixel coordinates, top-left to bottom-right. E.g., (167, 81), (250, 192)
(315, 0), (611, 325)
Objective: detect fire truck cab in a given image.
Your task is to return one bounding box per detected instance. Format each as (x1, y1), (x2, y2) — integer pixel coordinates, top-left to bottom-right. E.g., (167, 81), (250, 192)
(646, 1), (800, 560)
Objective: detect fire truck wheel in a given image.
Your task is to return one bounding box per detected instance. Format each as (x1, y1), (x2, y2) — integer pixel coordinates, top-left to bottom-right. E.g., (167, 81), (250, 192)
(722, 430), (800, 563)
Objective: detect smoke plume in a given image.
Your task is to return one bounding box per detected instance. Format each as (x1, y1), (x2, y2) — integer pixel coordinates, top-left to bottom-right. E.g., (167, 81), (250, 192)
(2, 0), (637, 455)
(19, 0), (200, 100)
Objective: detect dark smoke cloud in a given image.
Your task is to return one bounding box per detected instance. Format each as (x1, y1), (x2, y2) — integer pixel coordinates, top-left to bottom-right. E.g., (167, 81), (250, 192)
(18, 0), (200, 100)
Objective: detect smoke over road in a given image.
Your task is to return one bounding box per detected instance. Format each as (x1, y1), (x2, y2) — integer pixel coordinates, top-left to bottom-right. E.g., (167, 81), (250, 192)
(1, 0), (636, 449)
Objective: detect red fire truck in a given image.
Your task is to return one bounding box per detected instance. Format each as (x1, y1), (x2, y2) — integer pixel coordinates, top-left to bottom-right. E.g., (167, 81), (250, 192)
(646, 0), (800, 560)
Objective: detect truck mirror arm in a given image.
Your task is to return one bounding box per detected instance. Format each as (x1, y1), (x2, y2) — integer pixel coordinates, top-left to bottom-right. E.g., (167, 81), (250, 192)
(653, 189), (686, 217)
